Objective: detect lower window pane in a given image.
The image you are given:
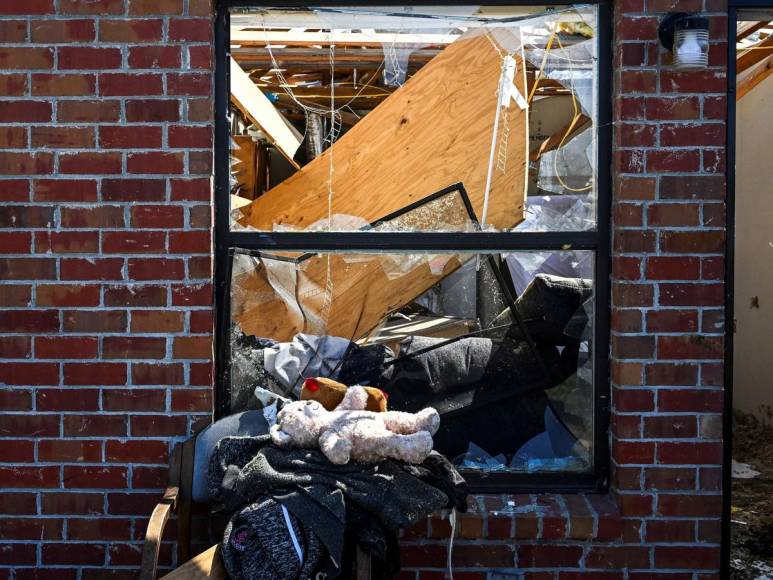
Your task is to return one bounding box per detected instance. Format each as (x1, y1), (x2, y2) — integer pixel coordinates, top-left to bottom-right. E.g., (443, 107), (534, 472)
(229, 249), (594, 473)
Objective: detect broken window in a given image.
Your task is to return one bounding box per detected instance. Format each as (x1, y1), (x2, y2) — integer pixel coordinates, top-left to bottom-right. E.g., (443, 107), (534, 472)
(217, 4), (610, 487)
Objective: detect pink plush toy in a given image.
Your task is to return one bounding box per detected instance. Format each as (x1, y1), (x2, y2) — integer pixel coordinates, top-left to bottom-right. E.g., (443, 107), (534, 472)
(270, 386), (440, 465)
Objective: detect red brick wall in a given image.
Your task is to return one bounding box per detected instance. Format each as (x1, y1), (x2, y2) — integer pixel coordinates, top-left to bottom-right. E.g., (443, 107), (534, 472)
(0, 0), (728, 576)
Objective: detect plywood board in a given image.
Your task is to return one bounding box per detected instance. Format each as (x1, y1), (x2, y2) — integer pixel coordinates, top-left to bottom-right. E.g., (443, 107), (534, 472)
(229, 57), (302, 168)
(239, 34), (528, 232)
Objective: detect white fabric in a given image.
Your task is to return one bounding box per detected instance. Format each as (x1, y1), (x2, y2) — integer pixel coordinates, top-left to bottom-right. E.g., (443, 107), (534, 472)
(262, 333), (350, 396)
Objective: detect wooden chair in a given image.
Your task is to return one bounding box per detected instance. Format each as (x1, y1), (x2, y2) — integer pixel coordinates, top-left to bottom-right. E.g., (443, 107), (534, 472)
(140, 434), (372, 580)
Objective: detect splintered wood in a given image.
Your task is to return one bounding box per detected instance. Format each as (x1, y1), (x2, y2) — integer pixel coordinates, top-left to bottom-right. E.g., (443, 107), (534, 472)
(239, 33), (528, 231)
(234, 33), (529, 340)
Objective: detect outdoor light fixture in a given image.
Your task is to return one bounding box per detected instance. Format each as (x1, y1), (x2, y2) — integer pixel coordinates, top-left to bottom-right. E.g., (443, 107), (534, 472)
(658, 12), (710, 70)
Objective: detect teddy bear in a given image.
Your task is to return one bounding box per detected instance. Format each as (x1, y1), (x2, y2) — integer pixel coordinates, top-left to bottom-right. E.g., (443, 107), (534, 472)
(300, 377), (388, 412)
(270, 385), (440, 465)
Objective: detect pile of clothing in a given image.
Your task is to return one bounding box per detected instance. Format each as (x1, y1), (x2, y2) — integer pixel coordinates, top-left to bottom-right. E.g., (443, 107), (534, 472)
(208, 434), (467, 579)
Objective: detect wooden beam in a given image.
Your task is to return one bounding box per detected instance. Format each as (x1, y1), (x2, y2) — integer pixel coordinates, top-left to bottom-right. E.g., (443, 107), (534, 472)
(737, 20), (769, 42)
(737, 32), (773, 73)
(737, 53), (773, 100)
(229, 56), (302, 168)
(231, 29), (459, 47)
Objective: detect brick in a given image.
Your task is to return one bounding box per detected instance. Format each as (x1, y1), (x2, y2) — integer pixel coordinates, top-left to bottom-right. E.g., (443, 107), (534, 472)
(36, 336), (98, 359)
(646, 150), (700, 172)
(0, 336), (30, 358)
(38, 439), (101, 462)
(58, 47), (121, 70)
(613, 257), (641, 281)
(100, 73), (163, 96)
(68, 518), (131, 541)
(612, 335), (654, 359)
(106, 440), (168, 463)
(188, 256), (211, 278)
(103, 336), (166, 359)
(189, 205), (211, 228)
(41, 492), (103, 515)
(130, 310), (184, 333)
(646, 310), (698, 333)
(63, 363), (127, 386)
(620, 71), (657, 95)
(128, 258), (185, 280)
(59, 152), (122, 175)
(0, 20), (26, 42)
(127, 151), (184, 174)
(33, 179), (98, 202)
(128, 0), (183, 14)
(61, 205), (125, 228)
(171, 388), (211, 412)
(661, 70), (726, 93)
(0, 205), (54, 228)
(0, 152), (54, 175)
(613, 440), (655, 464)
(0, 492), (37, 514)
(189, 310), (213, 333)
(63, 414), (127, 437)
(585, 546), (650, 569)
(0, 47), (53, 69)
(660, 283), (723, 306)
(644, 415), (697, 438)
(0, 466), (59, 488)
(130, 205), (183, 228)
(37, 284), (100, 307)
(646, 363), (698, 386)
(31, 18), (95, 42)
(125, 99), (180, 122)
(0, 257), (56, 280)
(128, 45), (181, 68)
(107, 492), (160, 516)
(613, 414), (641, 439)
(0, 73), (26, 96)
(102, 178), (166, 202)
(35, 231), (99, 254)
(0, 310), (58, 333)
(169, 231), (210, 253)
(59, 0), (123, 13)
(100, 126), (162, 149)
(0, 126), (26, 148)
(660, 230), (725, 253)
(60, 257), (124, 281)
(104, 284), (166, 306)
(611, 362), (644, 386)
(645, 96), (700, 120)
(0, 362), (59, 385)
(189, 45), (213, 69)
(172, 283), (211, 306)
(0, 100), (51, 122)
(659, 175), (725, 200)
(0, 543), (36, 565)
(616, 494), (653, 517)
(614, 229), (655, 253)
(58, 100), (120, 122)
(612, 283), (652, 307)
(42, 543), (105, 565)
(169, 125), (213, 148)
(102, 231), (166, 254)
(188, 97), (213, 122)
(31, 73), (96, 96)
(173, 336), (211, 359)
(131, 414), (187, 437)
(0, 284), (32, 307)
(657, 335), (723, 360)
(171, 177), (210, 200)
(658, 441), (722, 464)
(660, 123), (725, 147)
(518, 546), (582, 568)
(99, 19), (163, 42)
(63, 310), (126, 333)
(0, 231), (31, 253)
(37, 389), (100, 411)
(646, 519), (695, 542)
(647, 203), (700, 226)
(701, 257), (725, 280)
(63, 466), (127, 489)
(0, 518), (62, 540)
(659, 388), (723, 412)
(0, 413), (58, 436)
(132, 466), (167, 489)
(103, 388), (166, 411)
(0, 440), (35, 462)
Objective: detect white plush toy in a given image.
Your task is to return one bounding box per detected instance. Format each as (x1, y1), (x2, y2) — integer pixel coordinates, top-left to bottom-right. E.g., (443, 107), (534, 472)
(270, 386), (440, 465)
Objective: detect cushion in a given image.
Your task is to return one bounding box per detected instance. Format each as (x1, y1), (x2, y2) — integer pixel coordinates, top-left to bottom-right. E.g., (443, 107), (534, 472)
(515, 274), (592, 345)
(192, 410), (270, 503)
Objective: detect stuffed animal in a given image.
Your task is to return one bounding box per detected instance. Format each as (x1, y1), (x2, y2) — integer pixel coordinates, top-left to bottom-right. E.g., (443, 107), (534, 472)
(301, 377), (388, 412)
(270, 385), (440, 465)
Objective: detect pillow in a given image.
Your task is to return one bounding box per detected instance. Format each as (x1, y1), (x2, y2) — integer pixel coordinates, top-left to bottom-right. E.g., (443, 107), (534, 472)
(192, 410), (269, 503)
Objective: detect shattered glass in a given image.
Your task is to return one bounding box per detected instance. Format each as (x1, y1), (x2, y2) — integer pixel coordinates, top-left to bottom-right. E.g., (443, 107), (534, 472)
(228, 4), (600, 233)
(228, 249), (594, 473)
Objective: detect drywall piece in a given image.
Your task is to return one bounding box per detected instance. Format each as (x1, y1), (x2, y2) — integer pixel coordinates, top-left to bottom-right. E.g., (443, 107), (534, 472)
(239, 34), (528, 232)
(734, 66), (773, 420)
(229, 57), (302, 168)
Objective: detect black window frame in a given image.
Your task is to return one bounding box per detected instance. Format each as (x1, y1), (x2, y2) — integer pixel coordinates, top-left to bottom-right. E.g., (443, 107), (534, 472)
(213, 0), (613, 492)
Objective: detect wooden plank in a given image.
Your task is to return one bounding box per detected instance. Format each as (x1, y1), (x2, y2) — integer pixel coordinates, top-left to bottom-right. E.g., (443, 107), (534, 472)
(176, 438), (195, 566)
(737, 53), (773, 100)
(737, 33), (773, 73)
(229, 57), (302, 168)
(160, 545), (227, 580)
(737, 20), (769, 42)
(231, 136), (258, 199)
(231, 29), (458, 47)
(239, 34), (528, 232)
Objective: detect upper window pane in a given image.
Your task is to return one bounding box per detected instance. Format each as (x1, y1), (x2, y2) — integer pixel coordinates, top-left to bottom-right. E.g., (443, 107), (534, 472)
(228, 5), (599, 232)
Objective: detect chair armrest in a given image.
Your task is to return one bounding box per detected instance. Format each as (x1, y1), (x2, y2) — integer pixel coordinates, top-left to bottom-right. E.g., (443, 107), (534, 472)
(140, 486), (179, 580)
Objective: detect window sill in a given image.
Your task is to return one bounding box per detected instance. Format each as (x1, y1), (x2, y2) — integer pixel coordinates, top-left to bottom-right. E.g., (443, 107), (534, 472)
(403, 492), (622, 542)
